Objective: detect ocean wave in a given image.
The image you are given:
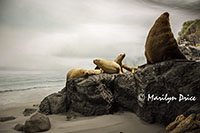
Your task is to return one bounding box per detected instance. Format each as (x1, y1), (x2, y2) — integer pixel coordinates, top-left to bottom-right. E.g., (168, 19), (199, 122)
(0, 85), (62, 93)
(46, 79), (65, 83)
(0, 79), (65, 87)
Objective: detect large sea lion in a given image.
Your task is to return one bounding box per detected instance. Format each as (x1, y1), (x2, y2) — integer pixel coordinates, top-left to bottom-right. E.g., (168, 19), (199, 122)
(93, 59), (122, 74)
(145, 12), (186, 64)
(67, 68), (88, 80)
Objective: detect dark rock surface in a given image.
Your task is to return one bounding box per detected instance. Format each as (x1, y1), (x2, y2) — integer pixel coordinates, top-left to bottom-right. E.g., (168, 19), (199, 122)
(0, 116), (16, 122)
(183, 103), (200, 117)
(39, 92), (68, 115)
(39, 59), (200, 126)
(115, 59), (200, 125)
(23, 113), (51, 133)
(66, 74), (117, 116)
(23, 108), (37, 116)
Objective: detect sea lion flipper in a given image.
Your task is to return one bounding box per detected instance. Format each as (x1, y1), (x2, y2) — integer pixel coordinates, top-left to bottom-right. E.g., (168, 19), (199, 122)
(119, 69), (123, 74)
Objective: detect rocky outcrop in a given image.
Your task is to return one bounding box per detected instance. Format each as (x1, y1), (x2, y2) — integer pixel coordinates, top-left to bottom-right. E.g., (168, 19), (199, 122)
(177, 19), (200, 46)
(39, 59), (200, 126)
(39, 92), (68, 115)
(165, 114), (185, 131)
(178, 44), (200, 61)
(183, 103), (200, 117)
(23, 113), (51, 133)
(66, 74), (117, 116)
(166, 113), (200, 133)
(115, 59), (200, 125)
(177, 19), (200, 62)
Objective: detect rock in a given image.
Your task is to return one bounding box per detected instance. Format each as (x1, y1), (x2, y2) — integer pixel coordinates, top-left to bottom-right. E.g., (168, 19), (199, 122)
(66, 113), (76, 121)
(188, 129), (200, 133)
(33, 104), (39, 107)
(178, 19), (200, 46)
(114, 73), (138, 113)
(166, 113), (200, 133)
(39, 59), (200, 126)
(66, 74), (116, 116)
(0, 116), (16, 122)
(196, 114), (200, 121)
(114, 59), (200, 125)
(166, 114), (185, 131)
(14, 123), (24, 131)
(183, 103), (200, 117)
(178, 44), (200, 61)
(39, 92), (68, 115)
(23, 108), (37, 116)
(24, 112), (51, 133)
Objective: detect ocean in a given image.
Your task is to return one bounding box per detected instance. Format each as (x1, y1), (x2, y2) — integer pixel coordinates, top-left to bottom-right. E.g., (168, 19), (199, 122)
(0, 70), (66, 107)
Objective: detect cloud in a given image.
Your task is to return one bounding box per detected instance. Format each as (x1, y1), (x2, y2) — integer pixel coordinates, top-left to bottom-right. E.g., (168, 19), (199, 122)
(145, 0), (200, 12)
(0, 0), (199, 70)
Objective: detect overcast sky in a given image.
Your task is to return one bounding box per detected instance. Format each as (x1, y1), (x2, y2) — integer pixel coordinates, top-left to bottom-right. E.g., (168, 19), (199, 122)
(0, 0), (199, 71)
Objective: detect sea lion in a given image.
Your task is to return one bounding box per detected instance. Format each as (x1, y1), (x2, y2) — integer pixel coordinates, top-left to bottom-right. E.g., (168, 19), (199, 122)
(93, 59), (122, 74)
(145, 12), (186, 64)
(95, 53), (126, 71)
(122, 64), (137, 73)
(87, 69), (102, 75)
(67, 68), (88, 80)
(114, 53), (126, 72)
(114, 53), (126, 66)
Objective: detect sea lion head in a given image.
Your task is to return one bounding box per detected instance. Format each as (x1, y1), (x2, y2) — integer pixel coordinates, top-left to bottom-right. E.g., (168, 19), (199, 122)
(162, 12), (169, 17)
(80, 69), (88, 77)
(114, 53), (126, 65)
(93, 59), (101, 65)
(154, 12), (170, 28)
(119, 53), (126, 59)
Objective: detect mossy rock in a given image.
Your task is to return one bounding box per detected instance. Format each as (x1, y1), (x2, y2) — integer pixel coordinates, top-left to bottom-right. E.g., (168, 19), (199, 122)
(177, 19), (200, 46)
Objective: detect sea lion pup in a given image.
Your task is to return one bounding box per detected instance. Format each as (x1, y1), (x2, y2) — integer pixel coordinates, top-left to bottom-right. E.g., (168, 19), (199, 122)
(67, 68), (88, 80)
(87, 69), (102, 75)
(93, 59), (123, 74)
(122, 64), (137, 73)
(145, 12), (186, 64)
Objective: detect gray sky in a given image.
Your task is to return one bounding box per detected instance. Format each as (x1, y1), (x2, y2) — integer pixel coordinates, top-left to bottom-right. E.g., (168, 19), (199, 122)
(0, 0), (199, 70)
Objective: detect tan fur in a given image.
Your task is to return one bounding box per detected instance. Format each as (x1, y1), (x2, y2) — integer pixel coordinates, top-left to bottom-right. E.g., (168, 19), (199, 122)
(145, 12), (186, 64)
(67, 68), (88, 80)
(93, 59), (122, 74)
(87, 69), (102, 75)
(114, 53), (126, 66)
(122, 64), (137, 73)
(114, 53), (126, 73)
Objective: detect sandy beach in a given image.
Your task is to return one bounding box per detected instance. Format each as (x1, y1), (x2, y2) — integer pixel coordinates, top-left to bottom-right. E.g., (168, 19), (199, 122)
(0, 100), (167, 133)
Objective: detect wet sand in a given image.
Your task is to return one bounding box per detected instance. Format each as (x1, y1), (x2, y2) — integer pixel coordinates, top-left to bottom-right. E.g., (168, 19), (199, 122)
(0, 102), (167, 133)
